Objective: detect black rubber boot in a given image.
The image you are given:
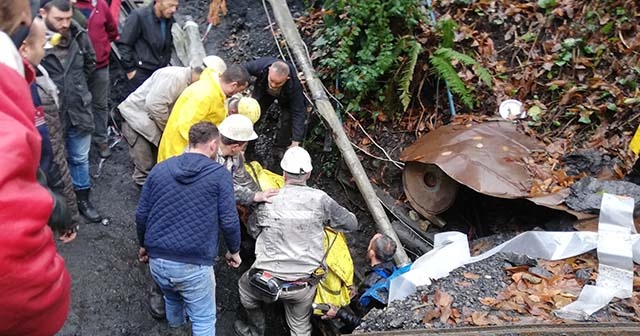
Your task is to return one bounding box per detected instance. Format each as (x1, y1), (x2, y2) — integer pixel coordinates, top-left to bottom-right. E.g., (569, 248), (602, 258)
(149, 281), (166, 320)
(234, 308), (265, 336)
(76, 189), (102, 223)
(98, 143), (112, 158)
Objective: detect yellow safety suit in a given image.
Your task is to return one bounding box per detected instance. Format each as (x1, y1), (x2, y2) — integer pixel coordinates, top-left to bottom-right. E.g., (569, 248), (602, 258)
(157, 68), (226, 162)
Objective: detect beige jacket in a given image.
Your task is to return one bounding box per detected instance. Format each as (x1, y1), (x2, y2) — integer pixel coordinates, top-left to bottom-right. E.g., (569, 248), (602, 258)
(118, 66), (192, 146)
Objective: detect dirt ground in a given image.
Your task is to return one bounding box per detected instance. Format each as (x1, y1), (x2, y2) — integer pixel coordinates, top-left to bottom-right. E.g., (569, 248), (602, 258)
(55, 0), (378, 335)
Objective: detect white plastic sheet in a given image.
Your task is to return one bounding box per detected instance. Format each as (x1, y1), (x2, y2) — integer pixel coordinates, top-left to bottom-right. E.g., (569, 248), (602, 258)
(389, 193), (640, 320)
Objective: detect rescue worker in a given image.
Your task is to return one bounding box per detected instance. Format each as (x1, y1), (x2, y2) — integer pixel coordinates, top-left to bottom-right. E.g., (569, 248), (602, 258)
(228, 95), (262, 124)
(243, 57), (307, 149)
(119, 65), (205, 187)
(40, 0), (103, 223)
(117, 0), (178, 96)
(234, 147), (358, 336)
(0, 0), (71, 333)
(321, 233), (398, 333)
(157, 64), (250, 162)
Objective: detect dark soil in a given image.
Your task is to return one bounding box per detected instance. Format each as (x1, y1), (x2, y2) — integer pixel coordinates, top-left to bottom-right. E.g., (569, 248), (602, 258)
(55, 0), (379, 335)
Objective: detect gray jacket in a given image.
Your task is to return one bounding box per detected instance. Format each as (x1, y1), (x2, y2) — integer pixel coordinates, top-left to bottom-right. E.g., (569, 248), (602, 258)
(252, 184), (358, 281)
(119, 66), (193, 145)
(214, 149), (258, 205)
(40, 21), (96, 133)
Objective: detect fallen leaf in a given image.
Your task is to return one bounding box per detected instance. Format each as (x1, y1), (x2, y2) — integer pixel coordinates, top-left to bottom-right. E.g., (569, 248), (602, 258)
(422, 308), (440, 324)
(479, 297), (497, 305)
(471, 311), (491, 326)
(463, 272), (481, 280)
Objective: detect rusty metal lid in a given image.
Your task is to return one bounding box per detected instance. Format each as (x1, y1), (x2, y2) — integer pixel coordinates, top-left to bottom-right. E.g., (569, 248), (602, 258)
(400, 121), (542, 199)
(403, 162), (458, 215)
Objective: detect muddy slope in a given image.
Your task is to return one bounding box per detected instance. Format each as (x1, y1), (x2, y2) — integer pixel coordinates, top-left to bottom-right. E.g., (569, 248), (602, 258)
(56, 0), (375, 335)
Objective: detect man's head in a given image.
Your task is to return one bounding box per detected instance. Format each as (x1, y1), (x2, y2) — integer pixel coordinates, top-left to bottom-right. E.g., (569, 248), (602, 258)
(367, 233), (396, 266)
(188, 121), (219, 157)
(281, 147), (312, 183)
(154, 0), (178, 20)
(19, 17), (46, 66)
(40, 0), (72, 36)
(219, 65), (250, 97)
(268, 61), (290, 90)
(190, 65), (204, 83)
(217, 114), (257, 156)
(0, 0), (32, 35)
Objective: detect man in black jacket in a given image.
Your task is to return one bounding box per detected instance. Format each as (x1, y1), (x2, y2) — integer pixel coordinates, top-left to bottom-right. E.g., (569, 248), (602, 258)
(243, 57), (307, 152)
(117, 0), (177, 96)
(40, 0), (102, 223)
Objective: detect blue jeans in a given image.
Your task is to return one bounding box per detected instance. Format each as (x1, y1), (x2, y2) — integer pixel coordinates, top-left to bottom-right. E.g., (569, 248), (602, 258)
(65, 126), (91, 190)
(149, 258), (216, 335)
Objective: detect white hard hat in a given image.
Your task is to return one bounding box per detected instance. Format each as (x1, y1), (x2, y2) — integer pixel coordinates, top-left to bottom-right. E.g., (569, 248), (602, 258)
(237, 97), (261, 124)
(203, 55), (227, 75)
(218, 114), (258, 142)
(280, 147), (313, 174)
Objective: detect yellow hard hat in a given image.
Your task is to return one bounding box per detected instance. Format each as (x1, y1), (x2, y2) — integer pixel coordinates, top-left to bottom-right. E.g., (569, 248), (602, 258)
(237, 97), (261, 124)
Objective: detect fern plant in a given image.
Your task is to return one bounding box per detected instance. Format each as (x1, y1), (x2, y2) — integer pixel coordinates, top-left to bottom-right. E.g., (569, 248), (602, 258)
(398, 39), (422, 111)
(429, 48), (492, 109)
(429, 18), (493, 109)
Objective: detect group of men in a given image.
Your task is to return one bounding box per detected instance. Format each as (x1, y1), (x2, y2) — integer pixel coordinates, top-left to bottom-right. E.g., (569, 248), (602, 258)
(0, 0), (398, 335)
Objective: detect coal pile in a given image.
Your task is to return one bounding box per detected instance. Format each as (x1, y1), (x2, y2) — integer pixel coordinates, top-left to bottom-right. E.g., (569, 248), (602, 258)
(355, 233), (640, 333)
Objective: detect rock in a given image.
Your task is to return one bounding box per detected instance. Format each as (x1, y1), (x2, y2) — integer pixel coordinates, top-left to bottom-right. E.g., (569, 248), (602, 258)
(528, 266), (553, 279)
(565, 176), (640, 213)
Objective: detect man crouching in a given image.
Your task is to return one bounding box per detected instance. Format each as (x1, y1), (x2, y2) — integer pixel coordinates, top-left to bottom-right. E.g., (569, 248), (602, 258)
(136, 121), (242, 335)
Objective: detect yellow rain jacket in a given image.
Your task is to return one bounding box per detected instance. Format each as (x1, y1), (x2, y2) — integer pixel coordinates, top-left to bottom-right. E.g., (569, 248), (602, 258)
(244, 161), (354, 313)
(157, 68), (227, 162)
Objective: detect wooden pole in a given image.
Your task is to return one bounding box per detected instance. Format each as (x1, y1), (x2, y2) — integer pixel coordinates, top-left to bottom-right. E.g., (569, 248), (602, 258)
(266, 0), (411, 266)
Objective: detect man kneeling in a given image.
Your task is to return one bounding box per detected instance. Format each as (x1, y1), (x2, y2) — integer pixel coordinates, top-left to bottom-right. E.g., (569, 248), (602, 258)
(136, 121), (242, 335)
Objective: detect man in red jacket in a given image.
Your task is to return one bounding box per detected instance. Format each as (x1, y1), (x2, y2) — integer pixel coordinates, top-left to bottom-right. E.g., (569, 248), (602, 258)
(0, 0), (71, 335)
(73, 0), (119, 158)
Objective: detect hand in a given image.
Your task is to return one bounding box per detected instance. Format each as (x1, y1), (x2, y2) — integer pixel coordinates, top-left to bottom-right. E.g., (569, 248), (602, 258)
(126, 70), (136, 80)
(138, 247), (149, 263)
(225, 251), (241, 268)
(348, 285), (357, 299)
(253, 189), (278, 203)
(58, 229), (77, 243)
(320, 305), (339, 320)
(289, 141), (300, 148)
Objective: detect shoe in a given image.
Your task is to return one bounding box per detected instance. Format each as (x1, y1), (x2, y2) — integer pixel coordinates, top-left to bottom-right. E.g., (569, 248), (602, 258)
(75, 189), (102, 223)
(149, 282), (166, 320)
(234, 308), (265, 336)
(98, 143), (112, 158)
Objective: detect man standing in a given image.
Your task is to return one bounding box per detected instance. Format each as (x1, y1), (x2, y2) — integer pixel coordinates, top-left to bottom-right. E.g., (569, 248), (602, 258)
(157, 64), (250, 162)
(117, 0), (178, 95)
(136, 121), (242, 335)
(0, 1), (70, 333)
(243, 57), (307, 149)
(235, 147), (358, 336)
(73, 0), (118, 158)
(119, 65), (204, 187)
(40, 0), (103, 223)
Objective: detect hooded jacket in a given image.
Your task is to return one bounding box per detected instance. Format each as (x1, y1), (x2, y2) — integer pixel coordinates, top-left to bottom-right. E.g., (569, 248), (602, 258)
(75, 0), (119, 69)
(157, 68), (226, 162)
(40, 20), (96, 133)
(136, 152), (241, 266)
(0, 31), (70, 336)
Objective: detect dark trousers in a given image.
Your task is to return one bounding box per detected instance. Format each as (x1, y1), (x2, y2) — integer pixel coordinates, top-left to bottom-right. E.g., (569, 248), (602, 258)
(89, 66), (110, 145)
(124, 68), (153, 98)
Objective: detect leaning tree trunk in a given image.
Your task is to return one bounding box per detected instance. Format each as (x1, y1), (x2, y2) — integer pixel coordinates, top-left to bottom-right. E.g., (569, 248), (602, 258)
(267, 0), (411, 266)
